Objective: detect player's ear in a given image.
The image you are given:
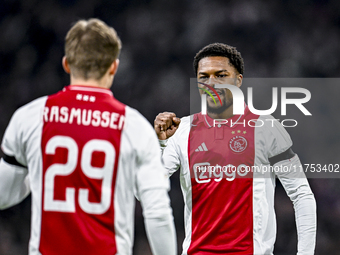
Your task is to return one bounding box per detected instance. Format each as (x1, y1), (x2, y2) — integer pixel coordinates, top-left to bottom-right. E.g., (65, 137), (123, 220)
(109, 59), (119, 76)
(236, 74), (243, 88)
(62, 56), (71, 74)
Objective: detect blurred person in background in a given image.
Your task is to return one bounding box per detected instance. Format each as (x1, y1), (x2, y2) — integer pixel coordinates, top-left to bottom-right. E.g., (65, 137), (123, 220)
(0, 18), (176, 255)
(154, 43), (316, 255)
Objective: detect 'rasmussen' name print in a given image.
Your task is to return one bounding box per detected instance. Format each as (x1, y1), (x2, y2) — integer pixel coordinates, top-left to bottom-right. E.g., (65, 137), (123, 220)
(43, 106), (125, 130)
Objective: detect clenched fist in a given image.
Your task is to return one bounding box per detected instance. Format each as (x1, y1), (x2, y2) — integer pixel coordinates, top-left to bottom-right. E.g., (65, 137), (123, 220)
(154, 112), (181, 140)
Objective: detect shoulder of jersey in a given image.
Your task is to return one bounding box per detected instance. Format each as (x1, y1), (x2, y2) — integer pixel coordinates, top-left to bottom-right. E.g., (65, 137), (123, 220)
(258, 114), (282, 129)
(257, 114), (292, 141)
(124, 106), (154, 131)
(14, 96), (48, 117)
(171, 115), (191, 139)
(180, 115), (191, 128)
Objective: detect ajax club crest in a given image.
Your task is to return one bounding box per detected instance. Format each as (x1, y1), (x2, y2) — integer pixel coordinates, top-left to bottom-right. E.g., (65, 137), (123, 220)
(229, 136), (247, 153)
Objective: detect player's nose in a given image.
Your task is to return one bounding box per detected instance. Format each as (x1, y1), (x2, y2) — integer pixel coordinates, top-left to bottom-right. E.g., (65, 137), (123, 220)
(206, 76), (217, 87)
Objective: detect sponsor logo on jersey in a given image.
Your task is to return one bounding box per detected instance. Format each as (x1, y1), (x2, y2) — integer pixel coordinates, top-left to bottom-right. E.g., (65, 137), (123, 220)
(193, 162), (250, 183)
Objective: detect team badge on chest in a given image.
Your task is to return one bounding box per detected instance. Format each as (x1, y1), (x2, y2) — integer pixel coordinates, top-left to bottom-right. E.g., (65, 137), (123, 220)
(229, 136), (248, 153)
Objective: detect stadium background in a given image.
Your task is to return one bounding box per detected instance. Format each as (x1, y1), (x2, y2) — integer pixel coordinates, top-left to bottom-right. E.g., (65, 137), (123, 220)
(0, 0), (340, 254)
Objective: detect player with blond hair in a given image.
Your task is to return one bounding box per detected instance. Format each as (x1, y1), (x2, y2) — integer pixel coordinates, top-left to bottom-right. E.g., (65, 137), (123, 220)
(0, 18), (177, 255)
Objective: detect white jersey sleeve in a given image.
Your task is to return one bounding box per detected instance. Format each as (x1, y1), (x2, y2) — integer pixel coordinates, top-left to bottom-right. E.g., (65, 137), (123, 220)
(258, 115), (293, 158)
(258, 115), (316, 255)
(159, 116), (191, 177)
(273, 155), (316, 255)
(161, 137), (181, 177)
(0, 97), (46, 209)
(123, 107), (177, 255)
(0, 159), (30, 209)
(123, 107), (170, 195)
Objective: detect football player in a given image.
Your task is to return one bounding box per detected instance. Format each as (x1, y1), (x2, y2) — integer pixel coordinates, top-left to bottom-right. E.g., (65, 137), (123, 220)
(0, 18), (177, 255)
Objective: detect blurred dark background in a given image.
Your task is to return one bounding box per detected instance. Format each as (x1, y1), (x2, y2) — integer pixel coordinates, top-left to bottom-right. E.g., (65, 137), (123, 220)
(1, 0), (340, 254)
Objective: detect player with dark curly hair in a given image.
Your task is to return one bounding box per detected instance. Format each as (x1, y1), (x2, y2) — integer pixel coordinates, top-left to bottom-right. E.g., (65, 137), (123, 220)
(193, 42), (244, 75)
(154, 43), (316, 255)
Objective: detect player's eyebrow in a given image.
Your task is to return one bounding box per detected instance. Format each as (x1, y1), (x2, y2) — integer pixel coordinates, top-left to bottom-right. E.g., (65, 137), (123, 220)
(198, 70), (228, 76)
(215, 70), (228, 74)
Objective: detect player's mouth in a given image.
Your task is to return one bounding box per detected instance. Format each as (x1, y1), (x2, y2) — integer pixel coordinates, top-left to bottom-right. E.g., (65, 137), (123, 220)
(206, 89), (224, 97)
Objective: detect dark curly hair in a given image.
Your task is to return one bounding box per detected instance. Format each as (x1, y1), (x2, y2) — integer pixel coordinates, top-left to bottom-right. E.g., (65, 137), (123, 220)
(193, 43), (244, 75)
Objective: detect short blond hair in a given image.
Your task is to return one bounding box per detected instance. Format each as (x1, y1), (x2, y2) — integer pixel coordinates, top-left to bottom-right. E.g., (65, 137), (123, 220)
(65, 18), (122, 80)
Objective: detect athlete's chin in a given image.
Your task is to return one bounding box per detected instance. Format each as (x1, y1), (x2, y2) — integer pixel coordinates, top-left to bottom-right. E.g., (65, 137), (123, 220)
(206, 98), (222, 108)
(207, 105), (228, 115)
(207, 104), (222, 110)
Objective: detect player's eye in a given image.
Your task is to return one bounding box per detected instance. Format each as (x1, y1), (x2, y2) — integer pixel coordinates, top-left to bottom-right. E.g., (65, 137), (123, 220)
(217, 74), (227, 78)
(199, 76), (208, 80)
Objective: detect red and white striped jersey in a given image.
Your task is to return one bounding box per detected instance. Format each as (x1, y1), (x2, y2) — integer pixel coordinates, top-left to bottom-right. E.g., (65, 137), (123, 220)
(1, 85), (174, 255)
(161, 106), (316, 255)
